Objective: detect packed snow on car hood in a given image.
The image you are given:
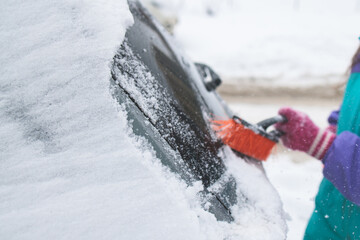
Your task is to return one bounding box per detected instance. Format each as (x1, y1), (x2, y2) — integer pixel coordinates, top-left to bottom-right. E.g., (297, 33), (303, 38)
(0, 0), (285, 239)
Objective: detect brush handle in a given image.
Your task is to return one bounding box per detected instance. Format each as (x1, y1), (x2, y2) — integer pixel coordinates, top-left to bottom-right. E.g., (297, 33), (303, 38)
(257, 115), (287, 131)
(257, 116), (287, 142)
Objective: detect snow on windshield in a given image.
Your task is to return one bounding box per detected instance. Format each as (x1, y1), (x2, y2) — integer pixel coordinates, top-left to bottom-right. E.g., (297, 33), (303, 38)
(111, 40), (226, 187)
(1, 0), (285, 239)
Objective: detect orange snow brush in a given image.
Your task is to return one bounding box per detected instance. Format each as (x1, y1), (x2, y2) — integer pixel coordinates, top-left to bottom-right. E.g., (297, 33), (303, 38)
(212, 115), (286, 161)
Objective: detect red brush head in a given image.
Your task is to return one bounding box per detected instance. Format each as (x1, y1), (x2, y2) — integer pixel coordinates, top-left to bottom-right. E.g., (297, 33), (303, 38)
(211, 118), (277, 161)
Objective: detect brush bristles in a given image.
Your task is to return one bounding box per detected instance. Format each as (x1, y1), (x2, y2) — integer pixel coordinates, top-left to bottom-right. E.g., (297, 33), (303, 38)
(212, 119), (276, 161)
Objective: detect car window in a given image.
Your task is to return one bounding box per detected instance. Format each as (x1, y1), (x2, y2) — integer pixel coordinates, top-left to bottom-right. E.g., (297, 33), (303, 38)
(111, 3), (227, 188)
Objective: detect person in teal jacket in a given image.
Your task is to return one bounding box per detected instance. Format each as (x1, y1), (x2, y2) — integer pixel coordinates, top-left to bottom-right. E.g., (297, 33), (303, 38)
(275, 40), (360, 239)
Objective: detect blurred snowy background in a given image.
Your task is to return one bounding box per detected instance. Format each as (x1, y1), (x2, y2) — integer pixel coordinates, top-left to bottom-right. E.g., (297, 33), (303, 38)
(143, 0), (360, 97)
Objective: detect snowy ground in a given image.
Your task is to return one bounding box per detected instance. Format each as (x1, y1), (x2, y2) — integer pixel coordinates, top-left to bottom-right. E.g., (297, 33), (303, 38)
(228, 98), (338, 240)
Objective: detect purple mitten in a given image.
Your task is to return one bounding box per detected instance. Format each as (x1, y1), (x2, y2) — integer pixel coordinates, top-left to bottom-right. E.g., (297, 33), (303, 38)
(275, 107), (336, 160)
(326, 109), (340, 133)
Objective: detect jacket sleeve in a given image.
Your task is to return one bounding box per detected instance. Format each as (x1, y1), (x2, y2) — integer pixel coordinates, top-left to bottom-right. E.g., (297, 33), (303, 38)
(323, 131), (360, 206)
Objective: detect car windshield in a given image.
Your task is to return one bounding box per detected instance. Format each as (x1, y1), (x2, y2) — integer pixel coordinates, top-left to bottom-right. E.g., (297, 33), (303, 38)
(109, 0), (264, 191)
(112, 35), (225, 188)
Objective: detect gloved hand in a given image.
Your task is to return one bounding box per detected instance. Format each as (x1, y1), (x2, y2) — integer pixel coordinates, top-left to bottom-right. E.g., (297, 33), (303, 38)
(275, 107), (336, 160)
(326, 124), (337, 134)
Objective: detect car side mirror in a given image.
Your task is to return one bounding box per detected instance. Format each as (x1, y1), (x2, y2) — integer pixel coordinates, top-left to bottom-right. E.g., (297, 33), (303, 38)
(195, 63), (222, 92)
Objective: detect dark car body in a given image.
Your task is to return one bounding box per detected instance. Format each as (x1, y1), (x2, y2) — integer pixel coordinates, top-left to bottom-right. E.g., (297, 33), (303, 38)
(110, 0), (271, 223)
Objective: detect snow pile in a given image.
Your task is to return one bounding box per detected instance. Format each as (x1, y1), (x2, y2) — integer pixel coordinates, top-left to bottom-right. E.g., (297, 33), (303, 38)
(0, 0), (207, 239)
(219, 149), (287, 239)
(265, 155), (323, 240)
(168, 0), (360, 86)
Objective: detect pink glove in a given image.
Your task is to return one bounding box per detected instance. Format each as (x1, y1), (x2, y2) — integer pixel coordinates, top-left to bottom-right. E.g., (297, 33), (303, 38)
(275, 107), (336, 160)
(326, 124), (337, 134)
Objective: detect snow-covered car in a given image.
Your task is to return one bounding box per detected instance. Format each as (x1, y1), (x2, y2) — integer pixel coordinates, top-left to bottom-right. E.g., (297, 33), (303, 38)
(1, 0), (286, 238)
(111, 0), (287, 235)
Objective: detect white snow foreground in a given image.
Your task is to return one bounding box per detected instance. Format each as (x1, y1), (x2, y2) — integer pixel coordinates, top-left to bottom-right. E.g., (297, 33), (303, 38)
(0, 0), (286, 239)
